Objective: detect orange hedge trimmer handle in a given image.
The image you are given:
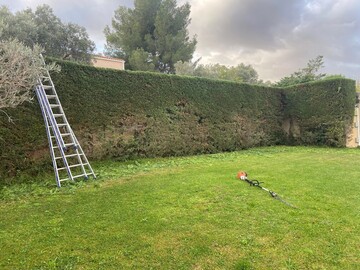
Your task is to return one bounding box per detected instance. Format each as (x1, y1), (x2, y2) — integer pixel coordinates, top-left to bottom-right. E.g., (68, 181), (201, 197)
(237, 171), (248, 180)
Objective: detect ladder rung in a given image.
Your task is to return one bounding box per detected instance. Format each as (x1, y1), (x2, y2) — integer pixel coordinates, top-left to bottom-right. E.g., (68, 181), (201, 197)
(72, 174), (89, 179)
(52, 143), (76, 149)
(50, 133), (71, 139)
(57, 163), (88, 170)
(59, 174), (89, 182)
(46, 95), (57, 99)
(50, 104), (60, 108)
(55, 153), (81, 160)
(72, 163), (87, 168)
(64, 143), (76, 147)
(48, 124), (66, 128)
(53, 114), (64, 117)
(48, 123), (67, 128)
(42, 85), (53, 90)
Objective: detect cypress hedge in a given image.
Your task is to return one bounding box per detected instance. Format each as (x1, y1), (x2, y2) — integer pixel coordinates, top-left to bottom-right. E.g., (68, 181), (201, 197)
(282, 78), (356, 146)
(0, 59), (356, 182)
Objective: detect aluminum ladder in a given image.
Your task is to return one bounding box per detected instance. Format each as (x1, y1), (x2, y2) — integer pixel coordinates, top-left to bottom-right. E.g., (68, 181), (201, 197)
(35, 56), (96, 187)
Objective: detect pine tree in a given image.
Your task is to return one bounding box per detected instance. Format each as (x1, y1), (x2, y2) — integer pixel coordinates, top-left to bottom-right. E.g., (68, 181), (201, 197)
(105, 0), (197, 73)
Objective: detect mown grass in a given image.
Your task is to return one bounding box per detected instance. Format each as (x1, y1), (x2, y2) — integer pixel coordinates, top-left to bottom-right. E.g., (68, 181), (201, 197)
(0, 146), (359, 269)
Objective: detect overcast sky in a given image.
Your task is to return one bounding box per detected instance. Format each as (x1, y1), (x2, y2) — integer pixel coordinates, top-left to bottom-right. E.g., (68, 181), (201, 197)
(2, 0), (359, 82)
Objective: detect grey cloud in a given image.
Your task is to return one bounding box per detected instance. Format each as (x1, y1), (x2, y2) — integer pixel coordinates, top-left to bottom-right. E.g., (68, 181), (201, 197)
(189, 0), (304, 52)
(280, 0), (360, 79)
(2, 0), (359, 81)
(188, 0), (360, 81)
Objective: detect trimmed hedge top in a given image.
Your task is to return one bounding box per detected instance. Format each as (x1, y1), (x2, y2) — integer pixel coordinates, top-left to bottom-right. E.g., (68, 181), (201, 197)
(49, 59), (281, 124)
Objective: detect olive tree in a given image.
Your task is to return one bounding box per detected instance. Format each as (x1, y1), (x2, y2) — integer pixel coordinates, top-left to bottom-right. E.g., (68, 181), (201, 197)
(0, 5), (95, 64)
(0, 39), (59, 120)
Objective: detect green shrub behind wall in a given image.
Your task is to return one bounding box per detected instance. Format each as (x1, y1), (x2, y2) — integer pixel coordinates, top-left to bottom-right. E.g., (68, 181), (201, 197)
(0, 59), (284, 181)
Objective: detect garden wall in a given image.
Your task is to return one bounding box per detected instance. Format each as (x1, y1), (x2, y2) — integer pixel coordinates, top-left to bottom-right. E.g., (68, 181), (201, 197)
(0, 59), (356, 181)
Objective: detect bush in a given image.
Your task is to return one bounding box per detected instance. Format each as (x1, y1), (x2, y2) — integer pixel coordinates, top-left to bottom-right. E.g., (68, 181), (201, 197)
(282, 78), (355, 146)
(0, 39), (59, 113)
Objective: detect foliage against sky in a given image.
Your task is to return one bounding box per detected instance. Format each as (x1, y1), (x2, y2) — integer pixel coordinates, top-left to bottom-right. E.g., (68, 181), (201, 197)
(0, 4), (95, 63)
(2, 0), (359, 81)
(104, 0), (197, 73)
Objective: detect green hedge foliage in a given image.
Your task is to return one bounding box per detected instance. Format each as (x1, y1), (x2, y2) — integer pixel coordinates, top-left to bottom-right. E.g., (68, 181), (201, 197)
(282, 78), (356, 146)
(0, 59), (356, 181)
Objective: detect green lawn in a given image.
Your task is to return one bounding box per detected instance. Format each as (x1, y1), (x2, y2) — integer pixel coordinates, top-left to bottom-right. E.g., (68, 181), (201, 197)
(1, 146), (359, 269)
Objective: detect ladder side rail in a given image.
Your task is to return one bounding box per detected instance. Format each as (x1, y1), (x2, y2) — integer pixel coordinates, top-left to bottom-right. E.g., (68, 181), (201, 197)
(37, 83), (65, 149)
(35, 86), (61, 187)
(36, 85), (75, 182)
(37, 82), (67, 150)
(41, 76), (77, 149)
(74, 147), (89, 179)
(38, 85), (84, 182)
(39, 58), (77, 149)
(54, 143), (76, 183)
(62, 124), (88, 180)
(40, 79), (82, 179)
(70, 128), (96, 178)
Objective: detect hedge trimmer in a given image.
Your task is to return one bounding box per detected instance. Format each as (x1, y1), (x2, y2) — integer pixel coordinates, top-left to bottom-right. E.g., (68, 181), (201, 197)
(237, 171), (297, 208)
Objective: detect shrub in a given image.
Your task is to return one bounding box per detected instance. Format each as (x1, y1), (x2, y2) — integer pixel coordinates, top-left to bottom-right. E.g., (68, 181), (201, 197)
(282, 78), (355, 146)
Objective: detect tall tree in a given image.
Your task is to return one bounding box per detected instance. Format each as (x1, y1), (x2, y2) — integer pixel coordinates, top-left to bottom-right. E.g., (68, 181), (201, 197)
(33, 4), (64, 57)
(227, 64), (259, 84)
(0, 7), (38, 47)
(0, 5), (95, 64)
(128, 48), (155, 71)
(275, 55), (326, 87)
(105, 0), (197, 73)
(174, 58), (201, 76)
(62, 23), (96, 63)
(175, 61), (260, 84)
